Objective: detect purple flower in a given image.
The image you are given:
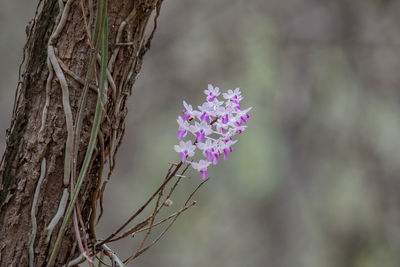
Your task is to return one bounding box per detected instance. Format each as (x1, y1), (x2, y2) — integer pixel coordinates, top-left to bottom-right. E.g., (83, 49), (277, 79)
(197, 102), (213, 121)
(197, 139), (217, 163)
(177, 116), (190, 139)
(191, 160), (211, 180)
(204, 84), (221, 102)
(223, 88), (243, 103)
(174, 84), (251, 179)
(190, 121), (212, 143)
(217, 139), (237, 161)
(182, 101), (200, 120)
(174, 140), (196, 162)
(236, 107), (252, 124)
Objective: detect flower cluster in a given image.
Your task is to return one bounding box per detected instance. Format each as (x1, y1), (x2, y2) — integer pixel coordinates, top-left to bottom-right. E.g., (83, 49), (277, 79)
(174, 84), (252, 180)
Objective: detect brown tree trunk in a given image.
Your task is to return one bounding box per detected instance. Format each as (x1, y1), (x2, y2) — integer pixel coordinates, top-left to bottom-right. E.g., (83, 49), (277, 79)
(0, 0), (162, 265)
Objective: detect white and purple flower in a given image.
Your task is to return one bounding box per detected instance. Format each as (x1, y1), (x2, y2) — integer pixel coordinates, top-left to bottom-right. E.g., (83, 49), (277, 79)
(191, 160), (212, 180)
(174, 140), (196, 163)
(177, 116), (190, 139)
(182, 101), (199, 121)
(204, 84), (221, 102)
(190, 121), (212, 143)
(174, 84), (251, 180)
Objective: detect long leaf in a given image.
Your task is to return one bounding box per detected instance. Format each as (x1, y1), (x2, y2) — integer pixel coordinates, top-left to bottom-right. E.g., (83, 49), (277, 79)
(47, 0), (108, 265)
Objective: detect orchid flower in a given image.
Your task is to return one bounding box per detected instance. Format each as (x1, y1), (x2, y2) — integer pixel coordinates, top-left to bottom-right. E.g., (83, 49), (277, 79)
(174, 84), (251, 180)
(174, 140), (196, 163)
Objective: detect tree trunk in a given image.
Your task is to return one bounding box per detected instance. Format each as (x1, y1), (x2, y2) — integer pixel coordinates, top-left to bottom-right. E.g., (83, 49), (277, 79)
(0, 0), (162, 265)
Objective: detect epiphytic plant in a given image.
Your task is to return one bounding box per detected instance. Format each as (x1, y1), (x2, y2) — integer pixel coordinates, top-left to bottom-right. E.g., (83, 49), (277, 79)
(63, 84), (251, 266)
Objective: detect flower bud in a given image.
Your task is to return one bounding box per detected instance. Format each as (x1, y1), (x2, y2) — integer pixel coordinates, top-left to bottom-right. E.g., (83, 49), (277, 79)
(164, 199), (173, 207)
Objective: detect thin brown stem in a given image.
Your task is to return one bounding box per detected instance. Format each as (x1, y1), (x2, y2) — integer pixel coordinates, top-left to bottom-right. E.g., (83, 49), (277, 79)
(106, 163), (186, 243)
(97, 161), (183, 247)
(124, 201), (198, 264)
(124, 179), (207, 264)
(80, 0), (94, 48)
(132, 201), (196, 236)
(76, 203), (93, 267)
(136, 181), (164, 252)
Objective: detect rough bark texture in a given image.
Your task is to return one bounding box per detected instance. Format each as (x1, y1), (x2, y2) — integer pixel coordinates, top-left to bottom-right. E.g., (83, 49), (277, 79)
(0, 0), (161, 265)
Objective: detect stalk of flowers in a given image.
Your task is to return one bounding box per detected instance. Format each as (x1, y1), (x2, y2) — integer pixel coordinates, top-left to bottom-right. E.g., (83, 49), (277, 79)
(174, 84), (252, 180)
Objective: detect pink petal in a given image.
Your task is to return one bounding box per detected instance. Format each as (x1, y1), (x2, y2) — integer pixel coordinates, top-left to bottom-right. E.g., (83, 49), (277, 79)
(223, 149), (228, 160)
(177, 129), (186, 139)
(201, 170), (207, 180)
(213, 154), (219, 165)
(206, 151), (213, 162)
(180, 152), (186, 162)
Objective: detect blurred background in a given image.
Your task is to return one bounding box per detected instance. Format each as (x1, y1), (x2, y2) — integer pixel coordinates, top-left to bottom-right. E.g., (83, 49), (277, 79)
(2, 0), (400, 266)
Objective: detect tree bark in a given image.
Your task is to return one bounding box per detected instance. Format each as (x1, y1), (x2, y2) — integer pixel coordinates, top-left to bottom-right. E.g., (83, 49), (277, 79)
(0, 0), (162, 265)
